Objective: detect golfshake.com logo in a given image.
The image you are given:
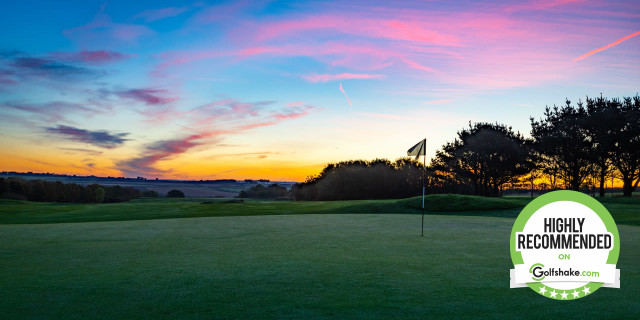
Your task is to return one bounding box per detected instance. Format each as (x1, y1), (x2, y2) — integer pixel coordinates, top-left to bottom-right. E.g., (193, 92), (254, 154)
(529, 263), (602, 281)
(510, 191), (620, 300)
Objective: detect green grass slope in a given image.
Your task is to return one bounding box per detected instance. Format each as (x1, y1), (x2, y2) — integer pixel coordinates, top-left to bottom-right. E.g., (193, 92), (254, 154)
(397, 194), (528, 212)
(0, 214), (638, 319)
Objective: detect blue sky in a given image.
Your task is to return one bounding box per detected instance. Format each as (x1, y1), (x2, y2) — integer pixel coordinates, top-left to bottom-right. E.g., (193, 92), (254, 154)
(1, 0), (638, 180)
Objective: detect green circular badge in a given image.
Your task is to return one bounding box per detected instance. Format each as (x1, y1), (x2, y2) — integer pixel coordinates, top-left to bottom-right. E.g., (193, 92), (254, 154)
(510, 190), (620, 300)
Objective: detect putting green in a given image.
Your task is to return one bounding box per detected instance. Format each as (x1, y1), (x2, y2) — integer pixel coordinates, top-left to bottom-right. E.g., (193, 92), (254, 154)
(1, 214), (638, 319)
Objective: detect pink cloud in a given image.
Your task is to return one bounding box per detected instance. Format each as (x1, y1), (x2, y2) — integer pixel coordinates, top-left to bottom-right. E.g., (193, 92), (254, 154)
(423, 99), (453, 104)
(151, 2), (637, 92)
(253, 15), (461, 47)
(303, 73), (385, 83)
(287, 101), (306, 107)
(153, 42), (399, 75)
(339, 83), (352, 107)
(401, 58), (437, 72)
(506, 0), (586, 12)
(574, 30), (640, 62)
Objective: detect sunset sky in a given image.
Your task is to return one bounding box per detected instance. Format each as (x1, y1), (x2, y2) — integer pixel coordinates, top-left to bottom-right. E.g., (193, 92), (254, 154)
(0, 0), (638, 181)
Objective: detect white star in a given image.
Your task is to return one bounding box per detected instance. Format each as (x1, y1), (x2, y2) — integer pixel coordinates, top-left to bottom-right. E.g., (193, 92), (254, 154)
(549, 290), (558, 298)
(538, 286), (547, 295)
(572, 290), (580, 298)
(561, 291), (569, 299)
(582, 286), (591, 295)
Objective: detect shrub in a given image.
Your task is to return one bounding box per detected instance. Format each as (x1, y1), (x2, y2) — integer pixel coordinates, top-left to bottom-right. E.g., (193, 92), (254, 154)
(0, 178), (138, 203)
(167, 189), (185, 198)
(141, 190), (159, 197)
(95, 187), (105, 203)
(239, 184), (290, 199)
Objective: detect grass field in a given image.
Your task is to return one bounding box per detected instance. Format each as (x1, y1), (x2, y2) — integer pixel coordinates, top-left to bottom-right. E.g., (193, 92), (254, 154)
(1, 195), (639, 319)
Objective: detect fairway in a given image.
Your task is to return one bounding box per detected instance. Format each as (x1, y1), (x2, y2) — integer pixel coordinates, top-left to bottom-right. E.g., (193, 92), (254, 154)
(1, 213), (639, 319)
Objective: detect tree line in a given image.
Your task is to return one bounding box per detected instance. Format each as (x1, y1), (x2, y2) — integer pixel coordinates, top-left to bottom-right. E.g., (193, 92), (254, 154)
(292, 158), (424, 200)
(0, 177), (140, 203)
(294, 94), (640, 200)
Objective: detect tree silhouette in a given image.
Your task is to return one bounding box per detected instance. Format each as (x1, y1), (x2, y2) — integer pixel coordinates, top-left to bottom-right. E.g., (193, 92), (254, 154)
(531, 100), (593, 191)
(607, 95), (640, 196)
(431, 122), (534, 196)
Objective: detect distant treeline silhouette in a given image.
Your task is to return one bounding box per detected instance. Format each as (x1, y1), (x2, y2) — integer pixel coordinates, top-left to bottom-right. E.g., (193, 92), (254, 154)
(293, 158), (424, 200)
(0, 177), (139, 203)
(294, 94), (640, 199)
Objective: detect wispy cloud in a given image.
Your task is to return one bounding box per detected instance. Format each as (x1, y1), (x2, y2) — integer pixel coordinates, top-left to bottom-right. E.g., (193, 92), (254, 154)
(2, 101), (99, 122)
(117, 133), (211, 177)
(113, 88), (178, 106)
(339, 83), (352, 107)
(63, 3), (153, 45)
(117, 97), (314, 177)
(303, 73), (384, 83)
(423, 99), (452, 104)
(252, 14), (461, 46)
(132, 6), (190, 22)
(0, 52), (103, 85)
(574, 30), (640, 61)
(59, 147), (104, 156)
(11, 57), (91, 77)
(46, 125), (129, 149)
(51, 50), (135, 65)
(402, 58), (436, 72)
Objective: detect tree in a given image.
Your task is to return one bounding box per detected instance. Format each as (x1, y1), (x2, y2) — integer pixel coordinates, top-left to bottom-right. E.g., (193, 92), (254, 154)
(239, 184), (290, 199)
(293, 158), (424, 200)
(167, 189), (185, 198)
(533, 95), (640, 196)
(531, 100), (594, 191)
(608, 95), (640, 196)
(95, 187), (105, 203)
(432, 122), (534, 196)
(141, 190), (159, 197)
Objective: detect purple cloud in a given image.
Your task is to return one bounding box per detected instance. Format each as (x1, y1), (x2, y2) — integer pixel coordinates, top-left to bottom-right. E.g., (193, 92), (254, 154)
(0, 52), (106, 85)
(46, 125), (129, 149)
(114, 88), (178, 105)
(3, 101), (98, 122)
(51, 50), (135, 65)
(12, 57), (89, 75)
(117, 97), (314, 177)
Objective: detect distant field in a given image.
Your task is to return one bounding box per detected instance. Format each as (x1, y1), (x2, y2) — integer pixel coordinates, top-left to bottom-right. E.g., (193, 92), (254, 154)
(1, 174), (297, 197)
(0, 196), (639, 319)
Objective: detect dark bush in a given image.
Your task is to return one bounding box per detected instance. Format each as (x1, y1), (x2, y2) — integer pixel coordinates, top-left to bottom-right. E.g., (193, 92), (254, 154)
(167, 189), (185, 198)
(141, 190), (159, 197)
(293, 158), (424, 201)
(0, 177), (139, 203)
(239, 184), (290, 199)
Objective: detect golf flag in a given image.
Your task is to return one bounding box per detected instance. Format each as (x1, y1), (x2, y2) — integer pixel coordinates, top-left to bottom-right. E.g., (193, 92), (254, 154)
(407, 139), (426, 159)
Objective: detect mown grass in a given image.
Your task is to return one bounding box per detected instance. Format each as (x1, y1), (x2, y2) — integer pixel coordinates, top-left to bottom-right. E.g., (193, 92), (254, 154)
(0, 214), (638, 319)
(397, 194), (528, 211)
